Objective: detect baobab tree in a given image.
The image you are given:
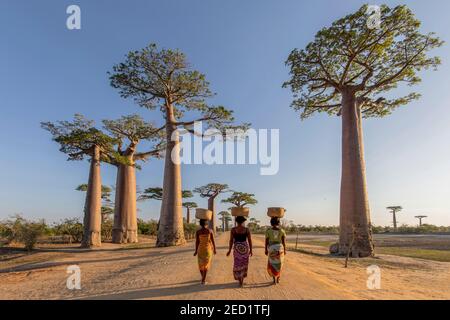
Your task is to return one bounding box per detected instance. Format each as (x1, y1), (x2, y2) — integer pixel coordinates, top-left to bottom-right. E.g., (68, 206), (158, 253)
(139, 187), (194, 225)
(415, 215), (427, 227)
(284, 4), (443, 257)
(139, 187), (193, 202)
(41, 114), (118, 247)
(194, 183), (229, 233)
(182, 202), (197, 224)
(387, 206), (403, 231)
(103, 115), (164, 244)
(222, 191), (257, 208)
(110, 44), (248, 246)
(218, 211), (231, 231)
(76, 184), (114, 222)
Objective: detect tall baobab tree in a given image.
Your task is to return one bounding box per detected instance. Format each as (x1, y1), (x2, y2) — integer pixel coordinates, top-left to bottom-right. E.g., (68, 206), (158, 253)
(194, 183), (229, 234)
(41, 114), (118, 247)
(110, 44), (248, 246)
(222, 191), (257, 208)
(387, 206), (403, 231)
(76, 184), (114, 222)
(182, 202), (198, 224)
(103, 115), (164, 244)
(415, 215), (427, 227)
(284, 4), (443, 257)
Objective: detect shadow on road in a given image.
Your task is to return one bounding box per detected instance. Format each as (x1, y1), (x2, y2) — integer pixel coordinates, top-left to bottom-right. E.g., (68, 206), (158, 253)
(77, 281), (242, 300)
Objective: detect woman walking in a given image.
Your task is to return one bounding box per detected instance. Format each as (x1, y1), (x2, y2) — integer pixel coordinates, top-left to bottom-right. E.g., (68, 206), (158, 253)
(194, 219), (216, 285)
(265, 217), (286, 284)
(226, 216), (253, 287)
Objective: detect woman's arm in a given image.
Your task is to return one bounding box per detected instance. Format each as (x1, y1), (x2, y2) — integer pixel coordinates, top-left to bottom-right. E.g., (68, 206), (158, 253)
(210, 230), (217, 254)
(248, 228), (253, 256)
(194, 231), (199, 256)
(282, 233), (287, 255)
(226, 229), (234, 256)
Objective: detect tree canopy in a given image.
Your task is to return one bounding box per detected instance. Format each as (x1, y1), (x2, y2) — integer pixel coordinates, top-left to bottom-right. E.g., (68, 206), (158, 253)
(109, 43), (249, 134)
(138, 187), (194, 202)
(221, 191), (257, 208)
(102, 114), (164, 163)
(182, 202), (198, 209)
(194, 183), (229, 198)
(41, 114), (119, 161)
(283, 4), (443, 119)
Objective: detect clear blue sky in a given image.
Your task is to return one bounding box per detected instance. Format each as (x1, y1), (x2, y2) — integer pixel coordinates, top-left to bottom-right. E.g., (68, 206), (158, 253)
(1, 0), (450, 227)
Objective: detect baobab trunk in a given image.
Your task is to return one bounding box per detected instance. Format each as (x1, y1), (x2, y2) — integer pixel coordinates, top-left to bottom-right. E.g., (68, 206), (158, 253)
(338, 90), (374, 257)
(157, 105), (185, 246)
(112, 161), (138, 243)
(393, 212), (397, 231)
(81, 145), (102, 248)
(208, 196), (216, 234)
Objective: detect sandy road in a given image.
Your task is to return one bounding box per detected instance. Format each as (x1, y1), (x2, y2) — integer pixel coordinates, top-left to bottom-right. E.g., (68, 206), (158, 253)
(1, 233), (450, 300)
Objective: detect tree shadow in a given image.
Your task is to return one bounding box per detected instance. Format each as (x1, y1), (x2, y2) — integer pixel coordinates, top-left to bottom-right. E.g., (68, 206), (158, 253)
(77, 281), (240, 300)
(0, 247), (195, 274)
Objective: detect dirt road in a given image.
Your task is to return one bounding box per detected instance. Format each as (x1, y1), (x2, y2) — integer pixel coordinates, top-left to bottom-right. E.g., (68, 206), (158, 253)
(1, 233), (449, 300)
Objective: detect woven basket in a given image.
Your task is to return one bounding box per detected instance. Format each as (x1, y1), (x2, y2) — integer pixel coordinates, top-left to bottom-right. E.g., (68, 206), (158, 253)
(231, 207), (250, 217)
(195, 208), (212, 220)
(267, 207), (285, 218)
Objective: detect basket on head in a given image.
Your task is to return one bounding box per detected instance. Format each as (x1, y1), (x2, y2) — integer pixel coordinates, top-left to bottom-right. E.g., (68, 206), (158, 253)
(231, 207), (250, 217)
(267, 207), (285, 218)
(195, 208), (212, 220)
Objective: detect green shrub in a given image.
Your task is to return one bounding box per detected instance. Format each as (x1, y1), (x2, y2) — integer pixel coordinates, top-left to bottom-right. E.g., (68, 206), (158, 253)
(184, 222), (198, 239)
(101, 219), (113, 241)
(52, 218), (84, 243)
(1, 215), (46, 251)
(137, 219), (158, 236)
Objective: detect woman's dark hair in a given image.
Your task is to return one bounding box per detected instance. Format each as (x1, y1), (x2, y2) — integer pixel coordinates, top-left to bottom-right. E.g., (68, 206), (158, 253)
(199, 219), (207, 227)
(270, 217), (280, 226)
(235, 216), (247, 224)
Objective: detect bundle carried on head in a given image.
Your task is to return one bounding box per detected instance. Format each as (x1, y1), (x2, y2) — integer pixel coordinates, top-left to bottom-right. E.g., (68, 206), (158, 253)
(195, 208), (212, 220)
(231, 207), (250, 217)
(267, 207), (285, 218)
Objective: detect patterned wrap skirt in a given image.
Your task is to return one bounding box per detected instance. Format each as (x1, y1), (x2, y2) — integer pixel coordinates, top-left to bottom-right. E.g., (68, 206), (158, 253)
(267, 243), (284, 278)
(233, 241), (250, 280)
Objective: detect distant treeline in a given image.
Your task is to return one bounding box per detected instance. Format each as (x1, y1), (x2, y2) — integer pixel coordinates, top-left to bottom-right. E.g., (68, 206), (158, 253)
(2, 216), (450, 251)
(279, 224), (450, 234)
(0, 215), (198, 250)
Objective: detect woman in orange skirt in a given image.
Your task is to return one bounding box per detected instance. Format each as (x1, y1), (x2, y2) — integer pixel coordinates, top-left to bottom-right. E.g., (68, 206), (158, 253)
(194, 219), (217, 284)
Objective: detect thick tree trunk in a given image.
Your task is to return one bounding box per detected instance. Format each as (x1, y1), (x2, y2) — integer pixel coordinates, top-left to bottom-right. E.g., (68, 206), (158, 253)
(81, 146), (102, 248)
(338, 90), (374, 257)
(112, 160), (138, 243)
(157, 105), (185, 246)
(207, 196), (217, 234)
